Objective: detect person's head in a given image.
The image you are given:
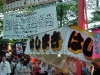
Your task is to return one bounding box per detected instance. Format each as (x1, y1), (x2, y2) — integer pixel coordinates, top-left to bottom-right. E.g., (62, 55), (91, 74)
(2, 55), (6, 62)
(23, 60), (28, 66)
(20, 58), (24, 64)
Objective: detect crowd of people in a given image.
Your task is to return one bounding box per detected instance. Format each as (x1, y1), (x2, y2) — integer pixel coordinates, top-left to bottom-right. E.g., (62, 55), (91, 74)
(0, 54), (64, 75)
(0, 53), (100, 75)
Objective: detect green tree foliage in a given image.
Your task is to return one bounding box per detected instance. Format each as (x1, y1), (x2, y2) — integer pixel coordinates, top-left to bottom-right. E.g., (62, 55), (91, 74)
(0, 0), (5, 5)
(0, 0), (5, 12)
(57, 0), (78, 27)
(0, 37), (14, 44)
(88, 10), (100, 29)
(90, 10), (100, 23)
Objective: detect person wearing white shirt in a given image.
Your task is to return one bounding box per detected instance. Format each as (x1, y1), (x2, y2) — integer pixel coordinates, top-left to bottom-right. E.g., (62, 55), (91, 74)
(48, 65), (54, 75)
(15, 58), (25, 75)
(0, 55), (11, 75)
(39, 62), (48, 74)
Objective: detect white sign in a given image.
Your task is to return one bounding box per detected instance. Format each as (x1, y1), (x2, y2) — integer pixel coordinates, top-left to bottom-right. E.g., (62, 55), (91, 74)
(16, 42), (23, 54)
(66, 26), (93, 62)
(3, 6), (58, 39)
(25, 27), (69, 54)
(25, 26), (93, 62)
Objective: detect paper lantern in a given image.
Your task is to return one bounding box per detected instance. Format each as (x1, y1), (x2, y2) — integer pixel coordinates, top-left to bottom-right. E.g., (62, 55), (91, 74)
(30, 0), (35, 6)
(34, 0), (39, 5)
(11, 2), (15, 10)
(17, 0), (21, 8)
(5, 4), (9, 11)
(27, 0), (31, 6)
(14, 1), (18, 9)
(3, 5), (6, 11)
(8, 3), (11, 10)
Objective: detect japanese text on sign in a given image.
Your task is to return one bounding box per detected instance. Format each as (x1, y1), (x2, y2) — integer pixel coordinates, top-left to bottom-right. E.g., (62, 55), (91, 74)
(30, 31), (63, 52)
(3, 6), (58, 39)
(92, 29), (100, 59)
(68, 31), (93, 60)
(94, 33), (100, 54)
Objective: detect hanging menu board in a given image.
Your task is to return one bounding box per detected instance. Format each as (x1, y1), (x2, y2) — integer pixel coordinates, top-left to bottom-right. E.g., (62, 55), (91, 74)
(3, 6), (58, 39)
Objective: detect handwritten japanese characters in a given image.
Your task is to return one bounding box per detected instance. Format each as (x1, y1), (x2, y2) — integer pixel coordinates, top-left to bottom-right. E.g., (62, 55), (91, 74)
(94, 33), (100, 54)
(83, 37), (93, 60)
(30, 38), (34, 51)
(35, 36), (41, 52)
(92, 31), (100, 60)
(25, 26), (93, 61)
(3, 6), (58, 39)
(42, 34), (50, 52)
(68, 31), (93, 60)
(51, 31), (63, 51)
(29, 31), (63, 52)
(68, 31), (84, 54)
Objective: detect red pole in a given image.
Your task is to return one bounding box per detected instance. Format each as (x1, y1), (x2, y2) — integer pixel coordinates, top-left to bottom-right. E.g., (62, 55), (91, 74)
(78, 0), (85, 29)
(77, 0), (86, 75)
(76, 58), (82, 75)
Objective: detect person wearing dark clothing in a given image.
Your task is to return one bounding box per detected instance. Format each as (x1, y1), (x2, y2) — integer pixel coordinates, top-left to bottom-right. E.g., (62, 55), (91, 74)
(36, 72), (40, 75)
(6, 56), (11, 64)
(44, 71), (48, 75)
(93, 67), (100, 75)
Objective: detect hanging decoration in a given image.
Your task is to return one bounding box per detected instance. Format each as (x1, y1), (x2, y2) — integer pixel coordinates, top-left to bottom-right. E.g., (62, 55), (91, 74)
(92, 29), (100, 62)
(25, 25), (93, 62)
(4, 0), (57, 11)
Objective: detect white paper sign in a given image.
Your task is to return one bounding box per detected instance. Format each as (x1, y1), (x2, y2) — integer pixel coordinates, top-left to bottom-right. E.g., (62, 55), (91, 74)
(25, 26), (93, 62)
(25, 27), (69, 54)
(3, 6), (58, 39)
(16, 42), (23, 54)
(66, 26), (93, 62)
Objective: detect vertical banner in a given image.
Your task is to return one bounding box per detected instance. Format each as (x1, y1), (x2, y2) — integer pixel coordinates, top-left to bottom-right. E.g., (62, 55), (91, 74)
(16, 42), (23, 54)
(92, 29), (100, 60)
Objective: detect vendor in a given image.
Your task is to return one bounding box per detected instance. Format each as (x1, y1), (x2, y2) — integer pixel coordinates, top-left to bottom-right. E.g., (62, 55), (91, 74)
(92, 62), (100, 75)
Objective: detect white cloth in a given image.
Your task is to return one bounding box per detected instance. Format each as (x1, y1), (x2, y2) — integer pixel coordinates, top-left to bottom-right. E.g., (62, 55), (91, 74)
(0, 61), (11, 75)
(41, 66), (48, 73)
(39, 63), (48, 73)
